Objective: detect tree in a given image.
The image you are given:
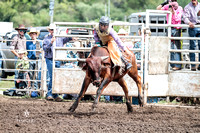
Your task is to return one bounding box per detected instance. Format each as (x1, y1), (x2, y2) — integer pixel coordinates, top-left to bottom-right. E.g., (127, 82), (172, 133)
(11, 12), (35, 27)
(0, 1), (17, 22)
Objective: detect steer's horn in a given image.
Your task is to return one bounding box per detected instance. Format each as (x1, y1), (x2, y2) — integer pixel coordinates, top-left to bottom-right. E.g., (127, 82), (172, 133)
(77, 58), (86, 62)
(101, 56), (109, 61)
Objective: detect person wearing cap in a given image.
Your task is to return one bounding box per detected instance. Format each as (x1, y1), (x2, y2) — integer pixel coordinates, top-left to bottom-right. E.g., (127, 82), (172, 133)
(43, 23), (72, 101)
(183, 0), (200, 71)
(94, 16), (132, 70)
(157, 0), (183, 71)
(16, 50), (31, 89)
(26, 28), (42, 89)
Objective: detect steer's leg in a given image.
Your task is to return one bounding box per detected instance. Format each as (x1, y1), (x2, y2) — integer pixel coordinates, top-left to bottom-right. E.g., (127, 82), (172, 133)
(69, 77), (91, 112)
(118, 78), (133, 113)
(128, 68), (143, 107)
(92, 78), (110, 111)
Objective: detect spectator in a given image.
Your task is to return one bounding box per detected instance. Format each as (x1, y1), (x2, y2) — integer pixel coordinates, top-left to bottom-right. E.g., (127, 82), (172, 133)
(183, 0), (200, 71)
(15, 50), (30, 89)
(26, 28), (42, 89)
(157, 0), (183, 71)
(10, 24), (28, 86)
(43, 23), (72, 101)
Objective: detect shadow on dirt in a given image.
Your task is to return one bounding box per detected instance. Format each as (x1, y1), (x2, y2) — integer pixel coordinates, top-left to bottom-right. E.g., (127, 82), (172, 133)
(48, 111), (105, 118)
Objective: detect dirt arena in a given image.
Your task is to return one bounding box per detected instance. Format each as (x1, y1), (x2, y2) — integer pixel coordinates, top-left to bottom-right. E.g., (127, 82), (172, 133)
(0, 95), (200, 133)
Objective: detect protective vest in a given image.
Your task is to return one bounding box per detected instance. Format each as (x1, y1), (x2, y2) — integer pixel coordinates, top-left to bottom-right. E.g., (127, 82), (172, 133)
(95, 24), (114, 45)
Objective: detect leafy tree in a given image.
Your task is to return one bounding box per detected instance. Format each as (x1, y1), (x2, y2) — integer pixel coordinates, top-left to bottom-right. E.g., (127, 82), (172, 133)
(0, 0), (195, 27)
(0, 1), (17, 21)
(11, 12), (35, 27)
(35, 9), (50, 26)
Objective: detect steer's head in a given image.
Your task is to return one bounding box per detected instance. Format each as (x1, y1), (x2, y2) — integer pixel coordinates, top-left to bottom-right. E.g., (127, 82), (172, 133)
(78, 56), (110, 87)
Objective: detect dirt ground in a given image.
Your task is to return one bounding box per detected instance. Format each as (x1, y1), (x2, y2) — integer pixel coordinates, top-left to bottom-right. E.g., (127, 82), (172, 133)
(0, 95), (200, 133)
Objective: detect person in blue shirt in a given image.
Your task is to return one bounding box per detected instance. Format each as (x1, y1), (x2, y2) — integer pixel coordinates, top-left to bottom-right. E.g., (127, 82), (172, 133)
(43, 23), (72, 102)
(26, 28), (42, 90)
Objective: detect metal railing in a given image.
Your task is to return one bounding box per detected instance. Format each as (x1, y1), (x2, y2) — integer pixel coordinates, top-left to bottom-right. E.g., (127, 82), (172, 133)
(146, 10), (200, 72)
(0, 40), (47, 95)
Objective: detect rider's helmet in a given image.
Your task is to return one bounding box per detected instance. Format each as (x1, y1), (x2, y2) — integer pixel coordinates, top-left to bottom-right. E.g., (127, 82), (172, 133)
(99, 16), (110, 26)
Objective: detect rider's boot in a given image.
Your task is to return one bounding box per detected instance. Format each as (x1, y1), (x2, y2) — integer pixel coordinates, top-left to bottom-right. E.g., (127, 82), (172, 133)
(121, 56), (132, 70)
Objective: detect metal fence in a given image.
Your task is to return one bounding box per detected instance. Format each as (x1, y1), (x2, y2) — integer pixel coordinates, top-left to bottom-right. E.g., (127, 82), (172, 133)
(0, 39), (47, 96)
(145, 10), (200, 99)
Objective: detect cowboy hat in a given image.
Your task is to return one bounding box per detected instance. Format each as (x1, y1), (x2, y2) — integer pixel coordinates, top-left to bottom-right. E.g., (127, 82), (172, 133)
(118, 28), (128, 35)
(47, 23), (56, 31)
(15, 24), (28, 30)
(28, 28), (40, 36)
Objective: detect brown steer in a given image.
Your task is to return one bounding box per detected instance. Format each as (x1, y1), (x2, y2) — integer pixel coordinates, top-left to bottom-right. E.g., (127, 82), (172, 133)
(69, 46), (143, 113)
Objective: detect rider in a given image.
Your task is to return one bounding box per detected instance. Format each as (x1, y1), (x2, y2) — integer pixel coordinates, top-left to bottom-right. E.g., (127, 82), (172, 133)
(94, 16), (132, 70)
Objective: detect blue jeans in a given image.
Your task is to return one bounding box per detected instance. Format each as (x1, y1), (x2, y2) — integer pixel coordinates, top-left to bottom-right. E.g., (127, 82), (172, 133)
(29, 61), (38, 89)
(188, 28), (200, 67)
(45, 59), (61, 98)
(104, 95), (110, 101)
(14, 56), (18, 87)
(170, 28), (181, 68)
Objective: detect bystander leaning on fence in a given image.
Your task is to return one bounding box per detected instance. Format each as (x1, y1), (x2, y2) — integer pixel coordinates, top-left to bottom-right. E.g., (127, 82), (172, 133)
(157, 0), (183, 71)
(183, 0), (200, 71)
(10, 24), (28, 86)
(43, 23), (72, 102)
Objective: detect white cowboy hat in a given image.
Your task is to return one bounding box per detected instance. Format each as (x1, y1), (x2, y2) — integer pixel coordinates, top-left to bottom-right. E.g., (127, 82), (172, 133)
(118, 28), (128, 35)
(47, 23), (56, 31)
(28, 28), (40, 36)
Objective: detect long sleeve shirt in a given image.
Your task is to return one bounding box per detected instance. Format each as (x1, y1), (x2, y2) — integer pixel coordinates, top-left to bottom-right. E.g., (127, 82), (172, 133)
(94, 28), (127, 51)
(26, 40), (42, 59)
(162, 5), (183, 29)
(183, 2), (200, 24)
(43, 34), (72, 59)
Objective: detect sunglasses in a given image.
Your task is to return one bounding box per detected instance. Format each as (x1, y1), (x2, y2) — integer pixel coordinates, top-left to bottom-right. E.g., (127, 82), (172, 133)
(19, 29), (27, 32)
(49, 29), (54, 31)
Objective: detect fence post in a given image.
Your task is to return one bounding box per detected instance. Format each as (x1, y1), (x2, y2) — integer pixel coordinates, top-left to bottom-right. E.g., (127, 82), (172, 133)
(40, 51), (47, 97)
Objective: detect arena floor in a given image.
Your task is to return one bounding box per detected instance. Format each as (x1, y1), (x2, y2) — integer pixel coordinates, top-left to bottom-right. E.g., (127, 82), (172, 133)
(0, 95), (200, 133)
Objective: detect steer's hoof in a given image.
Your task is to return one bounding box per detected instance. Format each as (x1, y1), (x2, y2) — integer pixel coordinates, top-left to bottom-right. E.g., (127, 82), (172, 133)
(68, 107), (75, 112)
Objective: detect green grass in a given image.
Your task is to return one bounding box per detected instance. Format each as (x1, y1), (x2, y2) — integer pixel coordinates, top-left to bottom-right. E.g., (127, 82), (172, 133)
(0, 76), (15, 89)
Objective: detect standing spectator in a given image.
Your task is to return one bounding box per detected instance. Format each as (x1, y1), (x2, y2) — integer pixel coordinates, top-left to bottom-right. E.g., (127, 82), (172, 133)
(183, 0), (200, 71)
(157, 0), (183, 71)
(10, 24), (28, 86)
(43, 23), (72, 101)
(26, 28), (42, 89)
